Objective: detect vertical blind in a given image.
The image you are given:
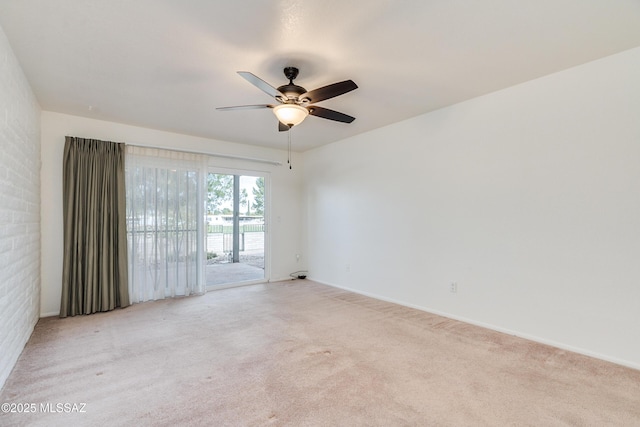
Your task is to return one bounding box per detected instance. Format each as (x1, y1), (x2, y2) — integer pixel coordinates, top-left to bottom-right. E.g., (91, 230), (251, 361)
(125, 146), (206, 303)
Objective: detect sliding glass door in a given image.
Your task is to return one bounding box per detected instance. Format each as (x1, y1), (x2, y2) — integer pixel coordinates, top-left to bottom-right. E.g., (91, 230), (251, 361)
(205, 171), (266, 287)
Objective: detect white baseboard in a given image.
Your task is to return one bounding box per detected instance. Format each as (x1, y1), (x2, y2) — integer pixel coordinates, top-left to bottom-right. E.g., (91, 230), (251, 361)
(40, 311), (60, 318)
(309, 277), (640, 372)
(269, 276), (300, 283)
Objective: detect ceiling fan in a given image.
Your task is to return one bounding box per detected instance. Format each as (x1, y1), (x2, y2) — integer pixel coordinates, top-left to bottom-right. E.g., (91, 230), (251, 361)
(217, 67), (358, 131)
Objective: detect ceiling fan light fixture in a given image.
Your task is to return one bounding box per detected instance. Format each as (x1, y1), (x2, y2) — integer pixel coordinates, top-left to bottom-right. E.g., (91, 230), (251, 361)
(273, 104), (309, 127)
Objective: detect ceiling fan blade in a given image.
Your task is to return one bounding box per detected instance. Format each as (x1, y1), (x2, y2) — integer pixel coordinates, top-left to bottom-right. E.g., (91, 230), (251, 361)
(300, 80), (358, 104)
(308, 106), (355, 123)
(278, 121), (290, 132)
(237, 71), (284, 99)
(216, 104), (273, 111)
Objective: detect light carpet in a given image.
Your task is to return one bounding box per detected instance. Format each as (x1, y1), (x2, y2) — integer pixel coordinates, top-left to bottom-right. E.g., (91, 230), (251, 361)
(1, 280), (639, 426)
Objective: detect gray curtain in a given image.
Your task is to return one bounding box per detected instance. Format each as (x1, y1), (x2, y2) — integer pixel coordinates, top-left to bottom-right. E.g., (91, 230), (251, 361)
(61, 136), (130, 317)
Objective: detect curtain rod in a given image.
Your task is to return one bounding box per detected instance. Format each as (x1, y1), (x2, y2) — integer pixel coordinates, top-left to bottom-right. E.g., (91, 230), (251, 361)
(126, 143), (283, 166)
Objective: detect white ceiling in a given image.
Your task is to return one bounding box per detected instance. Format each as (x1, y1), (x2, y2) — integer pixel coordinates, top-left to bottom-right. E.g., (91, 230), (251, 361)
(1, 1), (640, 152)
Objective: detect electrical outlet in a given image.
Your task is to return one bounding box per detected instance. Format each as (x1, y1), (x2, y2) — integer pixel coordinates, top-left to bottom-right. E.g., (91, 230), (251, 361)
(450, 282), (457, 293)
(296, 254), (300, 263)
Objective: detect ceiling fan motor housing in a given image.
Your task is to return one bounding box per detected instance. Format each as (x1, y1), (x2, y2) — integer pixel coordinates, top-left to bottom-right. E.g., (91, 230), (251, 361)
(277, 84), (307, 100)
(278, 67), (306, 100)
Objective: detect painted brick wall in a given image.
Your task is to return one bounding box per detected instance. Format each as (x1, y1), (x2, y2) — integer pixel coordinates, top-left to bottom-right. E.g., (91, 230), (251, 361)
(0, 26), (41, 390)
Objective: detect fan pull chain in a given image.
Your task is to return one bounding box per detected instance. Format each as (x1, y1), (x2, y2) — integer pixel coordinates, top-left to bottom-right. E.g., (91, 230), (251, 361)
(288, 126), (292, 169)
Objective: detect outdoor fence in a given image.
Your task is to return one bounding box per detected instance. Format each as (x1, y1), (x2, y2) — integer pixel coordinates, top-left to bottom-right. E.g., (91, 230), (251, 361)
(206, 224), (265, 255)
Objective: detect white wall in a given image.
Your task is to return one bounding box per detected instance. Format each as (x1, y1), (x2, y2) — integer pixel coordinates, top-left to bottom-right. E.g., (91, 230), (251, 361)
(41, 112), (305, 316)
(0, 26), (41, 389)
(304, 47), (640, 369)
